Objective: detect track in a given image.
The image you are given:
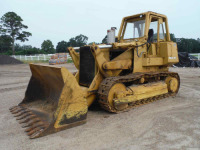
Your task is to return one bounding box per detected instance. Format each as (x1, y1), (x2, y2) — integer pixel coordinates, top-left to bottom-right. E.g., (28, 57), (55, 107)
(98, 72), (180, 113)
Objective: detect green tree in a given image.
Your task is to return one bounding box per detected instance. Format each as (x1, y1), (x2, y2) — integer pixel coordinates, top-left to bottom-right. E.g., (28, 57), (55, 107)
(14, 43), (21, 51)
(0, 35), (12, 53)
(177, 38), (200, 53)
(0, 12), (32, 55)
(41, 40), (55, 53)
(102, 35), (107, 44)
(0, 25), (5, 33)
(74, 34), (88, 46)
(56, 40), (68, 53)
(170, 33), (176, 42)
(88, 42), (99, 45)
(67, 34), (88, 47)
(13, 44), (43, 55)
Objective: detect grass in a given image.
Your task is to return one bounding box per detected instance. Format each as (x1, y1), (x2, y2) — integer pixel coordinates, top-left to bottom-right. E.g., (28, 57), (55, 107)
(67, 59), (73, 63)
(190, 54), (199, 57)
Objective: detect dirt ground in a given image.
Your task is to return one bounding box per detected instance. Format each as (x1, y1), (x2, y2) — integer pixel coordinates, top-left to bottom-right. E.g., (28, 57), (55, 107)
(0, 63), (200, 150)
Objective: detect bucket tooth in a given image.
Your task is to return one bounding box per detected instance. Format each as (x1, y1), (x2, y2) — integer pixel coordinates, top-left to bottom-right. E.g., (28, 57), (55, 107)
(9, 104), (24, 111)
(9, 106), (17, 110)
(27, 127), (45, 136)
(16, 112), (33, 120)
(9, 106), (20, 111)
(32, 121), (47, 129)
(25, 121), (46, 132)
(22, 123), (30, 128)
(29, 128), (45, 139)
(10, 107), (25, 114)
(25, 126), (35, 132)
(14, 110), (29, 117)
(27, 128), (38, 136)
(10, 109), (19, 113)
(12, 108), (26, 114)
(19, 115), (36, 124)
(22, 118), (41, 128)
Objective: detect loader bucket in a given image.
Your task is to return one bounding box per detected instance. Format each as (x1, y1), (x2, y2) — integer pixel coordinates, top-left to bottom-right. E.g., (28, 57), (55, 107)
(9, 64), (88, 139)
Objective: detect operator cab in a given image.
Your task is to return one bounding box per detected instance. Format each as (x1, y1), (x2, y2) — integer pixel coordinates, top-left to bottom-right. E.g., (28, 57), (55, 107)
(118, 11), (170, 44)
(122, 15), (146, 42)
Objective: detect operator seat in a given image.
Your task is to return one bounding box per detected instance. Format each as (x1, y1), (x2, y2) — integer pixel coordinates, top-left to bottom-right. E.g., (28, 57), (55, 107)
(147, 29), (154, 43)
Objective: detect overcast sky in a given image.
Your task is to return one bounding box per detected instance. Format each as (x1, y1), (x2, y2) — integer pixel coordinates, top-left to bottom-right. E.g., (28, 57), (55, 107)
(1, 0), (200, 48)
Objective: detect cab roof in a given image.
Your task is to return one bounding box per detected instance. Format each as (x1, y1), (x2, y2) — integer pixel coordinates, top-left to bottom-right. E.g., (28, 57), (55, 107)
(123, 11), (167, 20)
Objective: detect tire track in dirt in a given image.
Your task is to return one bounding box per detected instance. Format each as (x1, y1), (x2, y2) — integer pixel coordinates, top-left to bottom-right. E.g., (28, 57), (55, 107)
(0, 81), (28, 87)
(0, 85), (27, 93)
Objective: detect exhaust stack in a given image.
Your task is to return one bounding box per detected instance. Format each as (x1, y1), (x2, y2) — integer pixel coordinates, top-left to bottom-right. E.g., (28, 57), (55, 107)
(107, 27), (117, 44)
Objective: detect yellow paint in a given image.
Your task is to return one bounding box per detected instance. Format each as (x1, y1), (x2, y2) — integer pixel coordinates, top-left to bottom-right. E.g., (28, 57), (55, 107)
(54, 67), (87, 128)
(103, 59), (132, 70)
(142, 57), (163, 66)
(68, 47), (80, 69)
(148, 44), (157, 56)
(160, 42), (179, 65)
(25, 64), (88, 130)
(165, 76), (179, 92)
(114, 82), (168, 106)
(107, 83), (127, 107)
(86, 71), (103, 106)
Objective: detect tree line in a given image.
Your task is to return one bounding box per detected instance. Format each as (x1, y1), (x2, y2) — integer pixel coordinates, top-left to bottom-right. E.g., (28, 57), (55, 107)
(0, 33), (95, 55)
(0, 12), (91, 55)
(170, 34), (200, 53)
(0, 12), (200, 55)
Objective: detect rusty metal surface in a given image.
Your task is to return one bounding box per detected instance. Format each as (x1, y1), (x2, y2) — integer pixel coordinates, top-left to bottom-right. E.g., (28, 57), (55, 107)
(10, 105), (49, 138)
(9, 64), (88, 139)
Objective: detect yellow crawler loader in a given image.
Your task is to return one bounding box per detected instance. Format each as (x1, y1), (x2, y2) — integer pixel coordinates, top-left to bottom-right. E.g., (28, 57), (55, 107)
(10, 11), (180, 139)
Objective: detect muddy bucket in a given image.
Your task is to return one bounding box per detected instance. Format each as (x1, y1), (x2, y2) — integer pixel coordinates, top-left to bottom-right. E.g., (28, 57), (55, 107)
(9, 64), (88, 139)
